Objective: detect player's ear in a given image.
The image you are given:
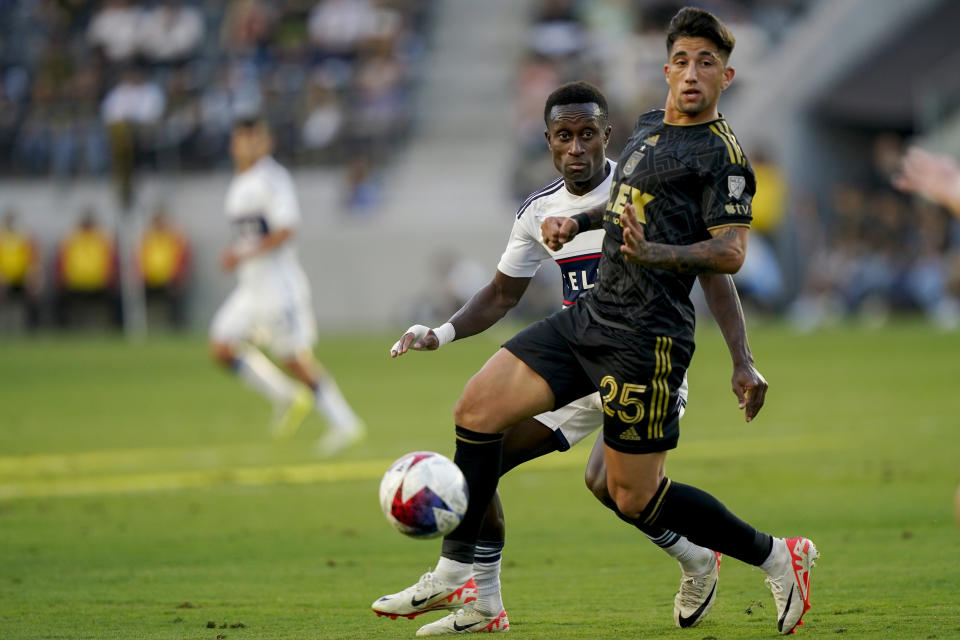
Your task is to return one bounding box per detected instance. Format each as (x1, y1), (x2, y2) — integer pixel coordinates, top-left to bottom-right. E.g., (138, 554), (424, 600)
(664, 63), (670, 84)
(603, 124), (612, 144)
(544, 129), (551, 148)
(721, 65), (735, 90)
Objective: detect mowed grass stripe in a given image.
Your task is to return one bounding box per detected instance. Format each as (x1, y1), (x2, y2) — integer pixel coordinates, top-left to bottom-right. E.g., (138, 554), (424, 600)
(0, 434), (840, 500)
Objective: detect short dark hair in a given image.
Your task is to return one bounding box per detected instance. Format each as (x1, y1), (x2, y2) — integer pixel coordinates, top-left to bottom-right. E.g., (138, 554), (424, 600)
(232, 113), (269, 132)
(543, 81), (609, 127)
(665, 7), (735, 60)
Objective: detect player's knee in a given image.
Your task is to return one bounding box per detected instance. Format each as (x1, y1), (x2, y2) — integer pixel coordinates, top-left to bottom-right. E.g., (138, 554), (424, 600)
(210, 342), (236, 368)
(453, 388), (501, 433)
(608, 481), (660, 520)
(584, 461), (612, 506)
(453, 395), (490, 432)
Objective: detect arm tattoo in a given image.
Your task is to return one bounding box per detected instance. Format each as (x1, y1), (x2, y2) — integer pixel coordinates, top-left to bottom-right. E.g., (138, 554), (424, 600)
(637, 226), (745, 275)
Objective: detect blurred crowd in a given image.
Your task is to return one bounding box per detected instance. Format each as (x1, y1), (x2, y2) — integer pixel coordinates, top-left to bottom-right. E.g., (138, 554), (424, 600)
(509, 0), (805, 198)
(0, 0), (434, 209)
(505, 0), (960, 329)
(788, 135), (960, 330)
(0, 206), (190, 331)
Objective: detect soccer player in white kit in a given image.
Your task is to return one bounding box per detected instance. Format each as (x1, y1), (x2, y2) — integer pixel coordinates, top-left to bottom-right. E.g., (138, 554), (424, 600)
(209, 117), (364, 456)
(373, 83), (767, 635)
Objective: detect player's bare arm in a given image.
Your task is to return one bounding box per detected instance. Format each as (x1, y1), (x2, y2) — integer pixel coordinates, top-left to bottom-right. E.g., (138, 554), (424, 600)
(390, 271), (531, 357)
(893, 146), (960, 217)
(541, 202), (606, 251)
(620, 202), (747, 274)
(220, 228), (295, 270)
(699, 273), (768, 422)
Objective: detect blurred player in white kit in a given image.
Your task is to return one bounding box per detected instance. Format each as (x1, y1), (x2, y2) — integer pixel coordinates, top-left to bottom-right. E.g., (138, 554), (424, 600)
(209, 116), (364, 456)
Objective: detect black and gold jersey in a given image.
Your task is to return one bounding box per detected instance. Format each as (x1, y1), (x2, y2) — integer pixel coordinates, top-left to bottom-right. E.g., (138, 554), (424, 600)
(580, 108), (755, 340)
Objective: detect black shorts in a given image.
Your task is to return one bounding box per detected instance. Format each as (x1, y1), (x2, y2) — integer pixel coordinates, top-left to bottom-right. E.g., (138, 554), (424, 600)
(503, 303), (693, 454)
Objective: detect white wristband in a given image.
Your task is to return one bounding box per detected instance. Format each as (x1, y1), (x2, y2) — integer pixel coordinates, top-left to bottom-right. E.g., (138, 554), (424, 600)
(433, 322), (456, 348)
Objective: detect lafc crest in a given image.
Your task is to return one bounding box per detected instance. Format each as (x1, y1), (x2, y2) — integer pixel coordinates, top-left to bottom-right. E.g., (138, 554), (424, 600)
(728, 175), (746, 200)
(623, 150), (643, 176)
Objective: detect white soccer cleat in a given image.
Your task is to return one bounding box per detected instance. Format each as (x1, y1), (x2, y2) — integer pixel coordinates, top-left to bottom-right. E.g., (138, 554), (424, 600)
(674, 551), (721, 628)
(416, 607), (510, 636)
(371, 571), (478, 620)
(765, 537), (818, 635)
(315, 420), (366, 458)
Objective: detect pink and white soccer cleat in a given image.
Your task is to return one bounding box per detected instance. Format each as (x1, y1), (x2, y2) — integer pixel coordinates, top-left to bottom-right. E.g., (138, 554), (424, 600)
(765, 537), (818, 634)
(372, 571), (478, 620)
(416, 607), (510, 636)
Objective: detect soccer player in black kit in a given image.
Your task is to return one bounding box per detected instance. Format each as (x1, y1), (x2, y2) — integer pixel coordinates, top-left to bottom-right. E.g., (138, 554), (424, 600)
(440, 7), (817, 636)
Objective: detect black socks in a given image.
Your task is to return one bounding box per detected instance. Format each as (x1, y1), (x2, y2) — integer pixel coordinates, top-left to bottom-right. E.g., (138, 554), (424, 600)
(442, 426), (504, 563)
(636, 478), (773, 566)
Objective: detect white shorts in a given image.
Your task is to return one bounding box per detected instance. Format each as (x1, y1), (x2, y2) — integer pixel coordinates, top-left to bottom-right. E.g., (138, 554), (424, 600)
(536, 376), (689, 450)
(210, 285), (317, 359)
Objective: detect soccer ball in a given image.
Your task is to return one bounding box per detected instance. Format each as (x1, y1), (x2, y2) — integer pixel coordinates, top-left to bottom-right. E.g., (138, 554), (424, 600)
(379, 451), (469, 539)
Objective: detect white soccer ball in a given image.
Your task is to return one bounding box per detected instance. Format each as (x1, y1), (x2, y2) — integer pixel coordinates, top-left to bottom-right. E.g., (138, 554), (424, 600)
(379, 451), (469, 539)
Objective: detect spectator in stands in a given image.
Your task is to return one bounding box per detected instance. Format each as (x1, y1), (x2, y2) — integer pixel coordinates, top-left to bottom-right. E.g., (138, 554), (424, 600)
(300, 81), (344, 159)
(102, 65), (166, 182)
(101, 67), (166, 129)
(158, 67), (202, 166)
(0, 210), (43, 330)
(308, 0), (381, 61)
(220, 0), (273, 64)
(525, 0), (585, 60)
(139, 0), (206, 66)
(86, 0), (143, 64)
(139, 205), (191, 329)
(53, 210), (120, 328)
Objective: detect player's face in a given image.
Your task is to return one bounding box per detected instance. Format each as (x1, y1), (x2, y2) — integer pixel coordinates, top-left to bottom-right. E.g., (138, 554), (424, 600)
(230, 126), (272, 170)
(545, 103), (611, 195)
(664, 37), (734, 124)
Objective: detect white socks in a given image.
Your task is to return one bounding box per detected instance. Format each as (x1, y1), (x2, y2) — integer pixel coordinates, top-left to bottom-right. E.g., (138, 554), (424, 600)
(314, 377), (360, 433)
(434, 556), (473, 585)
(435, 542), (504, 616)
(664, 536), (717, 574)
(473, 558), (503, 615)
(234, 348), (297, 404)
(759, 537), (787, 574)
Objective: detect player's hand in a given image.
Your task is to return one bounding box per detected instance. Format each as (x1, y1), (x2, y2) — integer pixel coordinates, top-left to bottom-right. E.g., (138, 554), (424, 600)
(893, 146), (960, 208)
(220, 248), (240, 271)
(541, 216), (579, 251)
(390, 324), (439, 357)
(619, 203), (650, 264)
(732, 362), (768, 422)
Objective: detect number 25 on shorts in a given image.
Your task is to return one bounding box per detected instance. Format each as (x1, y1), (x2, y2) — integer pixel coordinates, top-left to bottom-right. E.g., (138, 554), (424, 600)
(600, 375), (647, 424)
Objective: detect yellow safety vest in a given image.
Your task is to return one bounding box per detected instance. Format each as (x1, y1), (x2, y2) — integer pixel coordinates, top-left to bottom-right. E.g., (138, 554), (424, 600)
(62, 230), (112, 291)
(0, 230), (33, 285)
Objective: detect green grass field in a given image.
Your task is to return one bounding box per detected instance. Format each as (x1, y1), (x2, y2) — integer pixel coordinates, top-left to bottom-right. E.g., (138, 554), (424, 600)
(1, 323), (959, 639)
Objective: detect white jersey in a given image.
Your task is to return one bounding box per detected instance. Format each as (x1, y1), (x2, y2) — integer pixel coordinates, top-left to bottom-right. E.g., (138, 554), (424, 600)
(497, 160), (688, 449)
(498, 161), (615, 307)
(224, 155), (309, 296)
(212, 156), (317, 358)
